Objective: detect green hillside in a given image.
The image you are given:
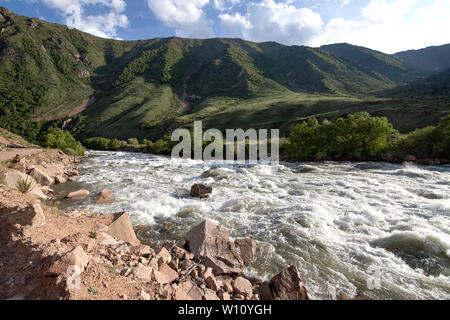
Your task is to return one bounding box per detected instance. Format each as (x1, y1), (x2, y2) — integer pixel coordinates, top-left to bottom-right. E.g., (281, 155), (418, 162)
(394, 44), (450, 73)
(319, 43), (422, 82)
(0, 7), (449, 141)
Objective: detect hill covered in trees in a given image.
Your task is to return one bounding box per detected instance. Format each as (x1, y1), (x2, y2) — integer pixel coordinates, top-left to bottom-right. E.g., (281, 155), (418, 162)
(0, 6), (449, 143)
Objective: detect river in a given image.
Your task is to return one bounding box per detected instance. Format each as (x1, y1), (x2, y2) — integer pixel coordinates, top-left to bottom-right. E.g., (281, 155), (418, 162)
(59, 150), (450, 300)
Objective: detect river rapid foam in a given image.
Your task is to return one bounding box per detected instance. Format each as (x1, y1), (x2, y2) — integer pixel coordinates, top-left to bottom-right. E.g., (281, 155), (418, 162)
(65, 151), (450, 300)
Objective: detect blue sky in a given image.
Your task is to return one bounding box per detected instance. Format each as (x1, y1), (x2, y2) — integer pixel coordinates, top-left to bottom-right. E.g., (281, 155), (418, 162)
(1, 0), (449, 53)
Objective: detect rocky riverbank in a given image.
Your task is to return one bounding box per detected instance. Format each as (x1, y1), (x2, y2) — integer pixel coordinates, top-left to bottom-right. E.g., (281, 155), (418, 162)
(0, 149), (310, 300)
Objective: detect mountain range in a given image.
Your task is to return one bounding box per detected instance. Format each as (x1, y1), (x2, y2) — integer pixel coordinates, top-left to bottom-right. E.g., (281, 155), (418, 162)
(0, 6), (449, 141)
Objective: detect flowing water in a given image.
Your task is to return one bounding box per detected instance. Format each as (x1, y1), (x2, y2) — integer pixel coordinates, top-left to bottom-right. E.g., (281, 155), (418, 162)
(62, 150), (450, 300)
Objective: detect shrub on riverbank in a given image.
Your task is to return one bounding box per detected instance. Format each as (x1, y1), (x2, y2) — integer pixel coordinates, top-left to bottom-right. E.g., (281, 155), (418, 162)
(287, 112), (397, 161)
(41, 128), (85, 156)
(393, 114), (450, 160)
(83, 137), (125, 151)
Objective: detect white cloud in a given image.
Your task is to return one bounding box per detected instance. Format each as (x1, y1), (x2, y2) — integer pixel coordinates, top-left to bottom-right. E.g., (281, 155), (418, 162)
(38, 0), (129, 38)
(146, 0), (214, 38)
(316, 0), (450, 53)
(213, 0), (241, 11)
(220, 0), (323, 45)
(219, 12), (252, 38)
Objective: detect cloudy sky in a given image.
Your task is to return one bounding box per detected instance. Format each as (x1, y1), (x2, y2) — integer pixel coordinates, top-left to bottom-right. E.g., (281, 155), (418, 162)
(1, 0), (450, 53)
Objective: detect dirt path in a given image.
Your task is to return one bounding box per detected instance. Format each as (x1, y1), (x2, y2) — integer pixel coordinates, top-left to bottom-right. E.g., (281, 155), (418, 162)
(0, 148), (43, 162)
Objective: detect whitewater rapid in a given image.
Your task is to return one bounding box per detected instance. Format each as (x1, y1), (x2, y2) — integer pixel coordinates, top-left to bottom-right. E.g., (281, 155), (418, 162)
(64, 151), (450, 300)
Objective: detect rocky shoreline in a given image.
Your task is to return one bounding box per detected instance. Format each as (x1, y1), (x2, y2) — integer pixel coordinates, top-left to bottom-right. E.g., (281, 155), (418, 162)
(0, 149), (310, 300)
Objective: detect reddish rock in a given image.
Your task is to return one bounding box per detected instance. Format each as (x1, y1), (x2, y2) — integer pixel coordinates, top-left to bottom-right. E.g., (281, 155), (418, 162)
(271, 265), (309, 300)
(66, 189), (90, 199)
(28, 167), (53, 187)
(96, 189), (115, 204)
(184, 220), (243, 275)
(6, 202), (45, 228)
(133, 264), (153, 282)
(156, 247), (172, 264)
(46, 246), (89, 277)
(175, 281), (194, 300)
(204, 288), (220, 300)
(190, 184), (212, 198)
(206, 276), (221, 292)
(55, 175), (67, 184)
(106, 212), (140, 246)
(235, 238), (257, 265)
(258, 281), (274, 300)
(232, 277), (253, 297)
(153, 264), (178, 285)
(218, 291), (231, 300)
(3, 170), (48, 199)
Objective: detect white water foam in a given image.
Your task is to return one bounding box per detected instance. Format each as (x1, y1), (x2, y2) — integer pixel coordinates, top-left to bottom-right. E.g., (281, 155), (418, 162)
(68, 151), (450, 300)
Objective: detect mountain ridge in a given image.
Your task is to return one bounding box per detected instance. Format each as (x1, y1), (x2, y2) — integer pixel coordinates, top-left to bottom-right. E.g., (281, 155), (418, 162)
(0, 6), (449, 140)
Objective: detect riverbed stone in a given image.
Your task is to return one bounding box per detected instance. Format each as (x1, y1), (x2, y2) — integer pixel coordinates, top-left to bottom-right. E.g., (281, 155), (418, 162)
(105, 212), (140, 246)
(184, 219), (243, 275)
(190, 184), (212, 198)
(66, 189), (90, 199)
(270, 265), (309, 300)
(96, 189), (115, 204)
(232, 277), (253, 297)
(235, 238), (257, 265)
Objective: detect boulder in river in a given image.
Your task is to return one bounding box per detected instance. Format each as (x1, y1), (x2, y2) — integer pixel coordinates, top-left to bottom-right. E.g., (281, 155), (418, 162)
(66, 190), (90, 199)
(190, 184), (212, 198)
(184, 219), (243, 275)
(96, 189), (115, 204)
(235, 238), (257, 265)
(270, 265), (309, 300)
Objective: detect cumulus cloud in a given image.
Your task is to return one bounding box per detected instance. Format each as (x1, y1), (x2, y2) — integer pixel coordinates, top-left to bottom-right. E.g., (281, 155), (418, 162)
(37, 0), (129, 38)
(213, 0), (241, 11)
(219, 0), (323, 45)
(146, 0), (214, 38)
(316, 0), (450, 53)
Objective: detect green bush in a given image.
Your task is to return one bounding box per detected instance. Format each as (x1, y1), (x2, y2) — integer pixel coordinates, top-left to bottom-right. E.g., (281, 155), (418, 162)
(127, 138), (139, 146)
(287, 112), (397, 161)
(41, 128), (85, 156)
(394, 114), (450, 159)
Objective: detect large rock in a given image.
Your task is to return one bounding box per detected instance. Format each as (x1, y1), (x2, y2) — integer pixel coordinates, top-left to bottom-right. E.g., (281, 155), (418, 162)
(235, 238), (257, 265)
(66, 190), (90, 199)
(55, 175), (67, 184)
(96, 189), (116, 204)
(106, 212), (140, 246)
(46, 246), (90, 277)
(404, 155), (417, 162)
(28, 166), (53, 187)
(258, 281), (274, 300)
(184, 220), (243, 275)
(270, 265), (309, 300)
(3, 169), (48, 199)
(6, 202), (45, 228)
(133, 264), (153, 282)
(153, 263), (178, 285)
(190, 184), (212, 198)
(232, 277), (253, 297)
